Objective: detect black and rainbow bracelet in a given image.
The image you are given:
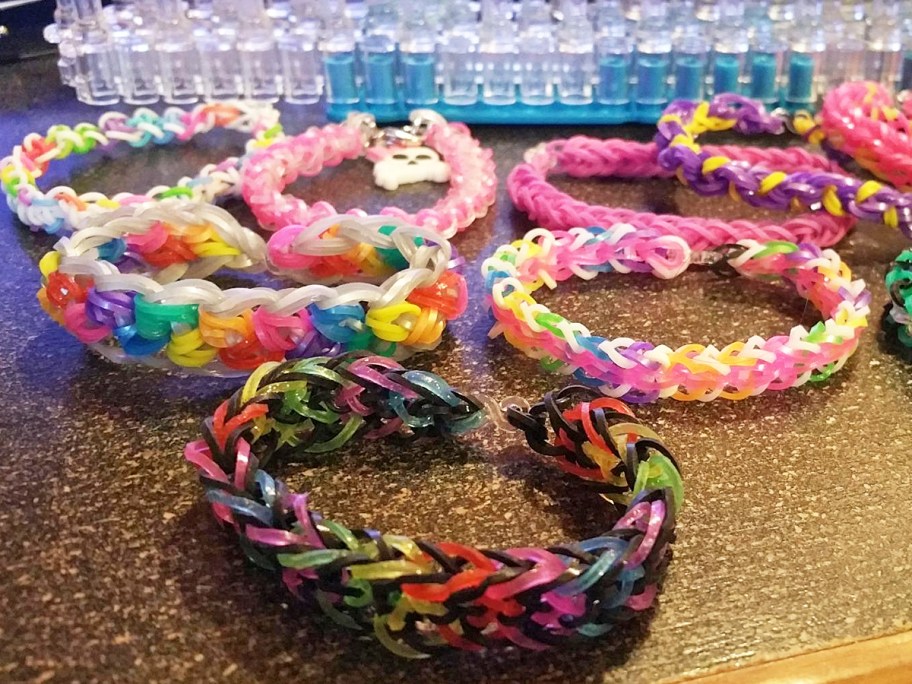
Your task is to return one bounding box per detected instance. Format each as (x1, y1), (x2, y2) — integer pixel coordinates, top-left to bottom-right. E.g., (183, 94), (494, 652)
(185, 353), (683, 657)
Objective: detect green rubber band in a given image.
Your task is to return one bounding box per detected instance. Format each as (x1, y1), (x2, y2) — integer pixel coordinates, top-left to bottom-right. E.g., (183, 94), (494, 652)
(752, 241), (799, 259)
(810, 361), (838, 382)
(46, 125), (75, 159)
(805, 321), (829, 344)
(899, 325), (912, 348)
(157, 186), (194, 199)
(277, 548), (349, 569)
(134, 295), (198, 339)
(263, 123), (283, 139)
(370, 338), (399, 357)
(535, 311), (567, 338)
(373, 616), (429, 659)
(319, 591), (364, 630)
(540, 356), (565, 372)
(320, 519), (362, 551)
(239, 535), (280, 571)
(343, 579), (374, 608)
(304, 414), (364, 453)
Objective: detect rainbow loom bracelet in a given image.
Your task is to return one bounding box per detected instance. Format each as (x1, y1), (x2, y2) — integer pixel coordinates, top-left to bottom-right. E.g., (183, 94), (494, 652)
(1, 101), (282, 234)
(508, 136), (856, 250)
(815, 81), (912, 191)
(482, 226), (871, 402)
(185, 353), (683, 657)
(38, 206), (467, 374)
(882, 250), (912, 360)
(655, 94), (912, 237)
(240, 110), (496, 238)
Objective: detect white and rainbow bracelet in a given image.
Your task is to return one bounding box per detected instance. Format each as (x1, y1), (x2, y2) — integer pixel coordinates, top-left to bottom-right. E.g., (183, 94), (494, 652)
(482, 225), (870, 403)
(2, 101), (281, 234)
(38, 204), (467, 375)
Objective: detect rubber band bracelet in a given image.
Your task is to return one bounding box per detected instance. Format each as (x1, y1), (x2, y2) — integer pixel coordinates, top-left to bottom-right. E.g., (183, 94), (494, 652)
(882, 251), (912, 360)
(1, 101), (282, 235)
(786, 84), (912, 361)
(38, 205), (467, 374)
(482, 225), (870, 403)
(184, 352), (683, 657)
(240, 110), (496, 239)
(508, 136), (856, 250)
(655, 94), (912, 237)
(815, 81), (912, 191)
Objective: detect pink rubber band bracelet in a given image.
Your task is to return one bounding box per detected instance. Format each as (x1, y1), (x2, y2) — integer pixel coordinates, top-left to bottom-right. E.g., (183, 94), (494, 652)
(241, 110), (496, 239)
(508, 137), (856, 250)
(817, 81), (912, 190)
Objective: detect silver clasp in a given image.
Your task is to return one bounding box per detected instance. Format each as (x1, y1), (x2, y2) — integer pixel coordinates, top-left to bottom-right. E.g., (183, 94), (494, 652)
(691, 250), (725, 267)
(345, 112), (380, 147)
(407, 109), (446, 136)
(346, 109), (446, 149)
(691, 244), (748, 278)
(371, 126), (425, 147)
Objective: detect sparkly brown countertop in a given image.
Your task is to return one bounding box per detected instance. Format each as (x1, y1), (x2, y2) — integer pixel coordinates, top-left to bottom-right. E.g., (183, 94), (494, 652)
(1, 57), (911, 684)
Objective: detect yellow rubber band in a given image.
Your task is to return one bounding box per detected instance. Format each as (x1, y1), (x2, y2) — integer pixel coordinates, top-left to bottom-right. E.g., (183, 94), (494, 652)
(821, 186), (845, 216)
(759, 171), (788, 195)
(166, 328), (218, 367)
(366, 302), (422, 342)
(670, 134), (700, 152)
(856, 180), (884, 203)
(39, 251), (61, 278)
(701, 156), (731, 174)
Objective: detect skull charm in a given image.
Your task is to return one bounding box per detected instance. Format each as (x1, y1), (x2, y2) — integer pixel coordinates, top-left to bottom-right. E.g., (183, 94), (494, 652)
(370, 146), (451, 191)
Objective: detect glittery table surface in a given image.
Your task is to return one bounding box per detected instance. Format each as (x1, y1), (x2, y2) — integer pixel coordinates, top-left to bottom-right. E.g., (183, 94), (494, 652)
(1, 58), (911, 684)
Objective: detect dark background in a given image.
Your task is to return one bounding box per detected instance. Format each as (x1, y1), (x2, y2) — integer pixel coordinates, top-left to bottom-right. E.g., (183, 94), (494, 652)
(1, 56), (911, 683)
(0, 1), (56, 63)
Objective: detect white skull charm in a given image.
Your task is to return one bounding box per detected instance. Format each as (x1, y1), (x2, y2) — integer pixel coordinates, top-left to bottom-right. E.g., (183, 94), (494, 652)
(371, 146), (450, 191)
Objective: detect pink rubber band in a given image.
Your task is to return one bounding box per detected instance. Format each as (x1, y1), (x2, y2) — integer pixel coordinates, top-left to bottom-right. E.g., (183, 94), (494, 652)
(626, 583), (658, 611)
(623, 500), (666, 568)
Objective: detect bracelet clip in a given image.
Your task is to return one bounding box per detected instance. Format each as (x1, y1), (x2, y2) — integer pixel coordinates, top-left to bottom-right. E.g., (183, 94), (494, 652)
(347, 110), (445, 149)
(371, 126), (425, 148)
(691, 244), (748, 278)
(473, 393), (531, 432)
